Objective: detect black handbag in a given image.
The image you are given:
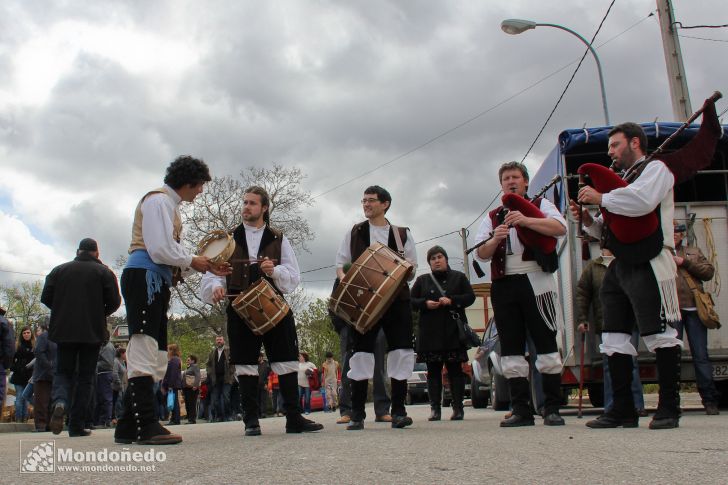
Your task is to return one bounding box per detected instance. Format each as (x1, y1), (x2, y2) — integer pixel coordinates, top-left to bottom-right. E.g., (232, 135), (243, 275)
(428, 274), (480, 349)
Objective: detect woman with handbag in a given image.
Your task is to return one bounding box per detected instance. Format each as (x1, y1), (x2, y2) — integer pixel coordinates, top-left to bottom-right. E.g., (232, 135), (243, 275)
(182, 355), (201, 424)
(411, 246), (476, 421)
(162, 344), (183, 425)
(10, 326), (35, 423)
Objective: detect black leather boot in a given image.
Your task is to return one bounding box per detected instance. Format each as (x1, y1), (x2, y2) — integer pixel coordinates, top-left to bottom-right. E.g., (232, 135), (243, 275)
(448, 366), (465, 421)
(390, 378), (412, 428)
(346, 378), (368, 430)
(541, 373), (565, 426)
(427, 373), (442, 421)
(587, 353), (638, 429)
(237, 375), (261, 436)
(650, 346), (681, 430)
(279, 372), (323, 433)
(115, 376), (182, 445)
(500, 377), (534, 427)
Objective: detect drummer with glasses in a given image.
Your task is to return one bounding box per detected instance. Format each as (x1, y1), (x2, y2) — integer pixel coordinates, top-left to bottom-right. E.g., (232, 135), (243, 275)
(335, 185), (417, 430)
(200, 186), (323, 436)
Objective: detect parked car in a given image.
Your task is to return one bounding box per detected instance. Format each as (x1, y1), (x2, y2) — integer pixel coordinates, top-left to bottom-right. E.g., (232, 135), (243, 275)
(471, 318), (508, 410)
(406, 362), (428, 404)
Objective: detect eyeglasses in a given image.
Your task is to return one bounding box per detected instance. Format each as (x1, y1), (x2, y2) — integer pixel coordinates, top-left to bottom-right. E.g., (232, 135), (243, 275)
(361, 198), (379, 204)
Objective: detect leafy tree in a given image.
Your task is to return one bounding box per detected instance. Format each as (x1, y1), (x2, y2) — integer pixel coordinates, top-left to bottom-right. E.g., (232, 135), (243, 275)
(0, 281), (47, 330)
(295, 298), (340, 366)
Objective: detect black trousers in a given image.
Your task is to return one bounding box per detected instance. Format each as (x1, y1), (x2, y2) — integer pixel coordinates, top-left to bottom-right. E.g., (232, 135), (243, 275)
(601, 259), (667, 336)
(51, 343), (100, 429)
(121, 268), (170, 350)
(227, 305), (299, 365)
(491, 274), (558, 358)
(351, 298), (414, 353)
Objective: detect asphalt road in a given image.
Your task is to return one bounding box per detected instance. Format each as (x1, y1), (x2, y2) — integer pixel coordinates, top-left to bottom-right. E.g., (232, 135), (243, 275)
(2, 394), (726, 485)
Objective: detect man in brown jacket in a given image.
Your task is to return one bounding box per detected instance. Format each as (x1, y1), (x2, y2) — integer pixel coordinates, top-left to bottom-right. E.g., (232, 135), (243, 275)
(673, 222), (720, 415)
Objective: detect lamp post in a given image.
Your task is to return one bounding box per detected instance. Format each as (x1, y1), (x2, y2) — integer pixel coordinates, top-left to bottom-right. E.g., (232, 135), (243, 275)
(501, 18), (611, 125)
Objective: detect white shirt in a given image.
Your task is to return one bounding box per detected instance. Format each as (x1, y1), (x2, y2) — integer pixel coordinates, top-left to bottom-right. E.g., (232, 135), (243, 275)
(335, 223), (417, 278)
(141, 185), (193, 270)
(199, 223), (301, 302)
(584, 159), (675, 249)
(474, 197), (566, 274)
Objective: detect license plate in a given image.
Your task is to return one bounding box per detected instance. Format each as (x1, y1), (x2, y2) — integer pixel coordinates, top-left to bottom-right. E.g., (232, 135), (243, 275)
(712, 364), (728, 379)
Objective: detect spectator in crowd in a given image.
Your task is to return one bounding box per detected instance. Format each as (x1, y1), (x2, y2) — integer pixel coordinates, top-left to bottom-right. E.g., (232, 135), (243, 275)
(95, 338), (116, 427)
(205, 335), (235, 422)
(162, 344), (183, 425)
(257, 353), (270, 418)
(673, 222), (720, 415)
(32, 320), (56, 432)
(269, 371), (284, 417)
(297, 352), (316, 415)
(321, 351), (341, 412)
(0, 305), (14, 410)
(10, 326), (34, 423)
(183, 354), (201, 424)
(576, 248), (645, 415)
(112, 347), (127, 423)
(198, 376), (210, 421)
(411, 246), (476, 421)
(41, 237), (121, 437)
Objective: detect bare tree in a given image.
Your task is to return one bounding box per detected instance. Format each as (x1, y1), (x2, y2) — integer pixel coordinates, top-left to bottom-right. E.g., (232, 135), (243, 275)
(172, 164), (316, 333)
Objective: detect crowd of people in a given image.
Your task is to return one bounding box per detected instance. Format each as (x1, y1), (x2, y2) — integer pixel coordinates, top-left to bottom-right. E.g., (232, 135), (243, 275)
(0, 119), (722, 442)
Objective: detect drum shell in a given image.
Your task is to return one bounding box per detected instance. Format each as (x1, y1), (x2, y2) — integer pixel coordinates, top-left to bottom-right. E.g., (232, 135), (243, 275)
(329, 242), (413, 334)
(198, 231), (236, 264)
(231, 279), (290, 335)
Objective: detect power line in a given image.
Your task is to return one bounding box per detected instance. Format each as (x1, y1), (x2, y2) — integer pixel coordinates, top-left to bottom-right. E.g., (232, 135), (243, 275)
(310, 8), (649, 202)
(0, 269), (46, 277)
(674, 22), (728, 29)
(519, 0), (616, 164)
(678, 34), (728, 43)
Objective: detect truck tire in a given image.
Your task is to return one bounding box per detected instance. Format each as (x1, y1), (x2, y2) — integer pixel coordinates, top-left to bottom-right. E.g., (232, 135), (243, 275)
(587, 383), (604, 408)
(471, 374), (490, 409)
(490, 371), (510, 411)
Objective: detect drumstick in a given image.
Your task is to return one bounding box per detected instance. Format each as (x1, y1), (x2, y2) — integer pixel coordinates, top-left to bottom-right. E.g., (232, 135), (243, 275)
(229, 258), (279, 263)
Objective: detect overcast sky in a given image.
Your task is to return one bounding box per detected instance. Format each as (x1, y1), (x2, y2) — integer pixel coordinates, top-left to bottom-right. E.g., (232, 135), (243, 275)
(1, 0), (726, 307)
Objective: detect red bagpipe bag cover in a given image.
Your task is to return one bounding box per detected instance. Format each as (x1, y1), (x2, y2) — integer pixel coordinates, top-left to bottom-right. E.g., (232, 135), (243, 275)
(501, 193), (557, 254)
(576, 163), (658, 243)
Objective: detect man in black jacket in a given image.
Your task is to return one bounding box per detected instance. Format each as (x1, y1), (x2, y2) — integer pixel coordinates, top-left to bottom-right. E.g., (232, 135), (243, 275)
(41, 238), (121, 437)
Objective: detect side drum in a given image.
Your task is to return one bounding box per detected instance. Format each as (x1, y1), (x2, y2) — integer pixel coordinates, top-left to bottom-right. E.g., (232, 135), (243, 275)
(329, 242), (413, 334)
(232, 279), (290, 335)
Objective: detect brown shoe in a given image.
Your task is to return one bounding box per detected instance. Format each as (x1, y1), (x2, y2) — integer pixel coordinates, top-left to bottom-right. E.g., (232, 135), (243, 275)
(336, 415), (351, 424)
(375, 414), (392, 423)
(137, 422), (183, 445)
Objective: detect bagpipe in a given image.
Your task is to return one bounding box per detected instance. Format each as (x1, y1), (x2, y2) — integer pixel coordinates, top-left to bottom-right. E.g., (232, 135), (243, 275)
(576, 91), (722, 262)
(467, 175), (561, 274)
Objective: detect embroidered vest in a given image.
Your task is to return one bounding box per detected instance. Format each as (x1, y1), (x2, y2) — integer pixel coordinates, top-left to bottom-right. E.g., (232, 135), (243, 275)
(350, 221), (410, 299)
(128, 187), (182, 254)
(226, 224), (283, 293)
(488, 197), (557, 280)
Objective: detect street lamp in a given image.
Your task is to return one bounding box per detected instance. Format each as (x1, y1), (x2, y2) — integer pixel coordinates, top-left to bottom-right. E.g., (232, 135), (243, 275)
(501, 18), (611, 125)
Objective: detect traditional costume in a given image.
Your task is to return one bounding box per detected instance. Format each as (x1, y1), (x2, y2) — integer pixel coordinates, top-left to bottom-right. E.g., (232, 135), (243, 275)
(581, 159), (683, 429)
(475, 194), (566, 426)
(335, 221), (417, 429)
(115, 185), (193, 445)
(200, 222), (322, 435)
